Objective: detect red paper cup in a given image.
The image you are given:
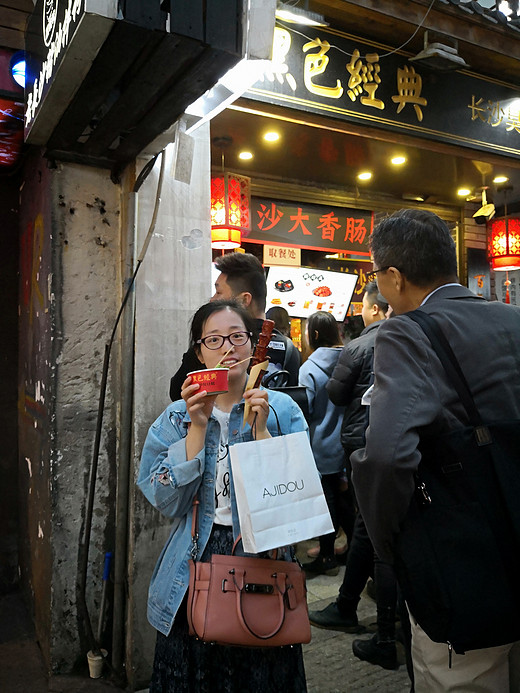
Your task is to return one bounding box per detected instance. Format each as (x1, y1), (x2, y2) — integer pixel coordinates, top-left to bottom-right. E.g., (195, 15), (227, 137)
(188, 368), (229, 394)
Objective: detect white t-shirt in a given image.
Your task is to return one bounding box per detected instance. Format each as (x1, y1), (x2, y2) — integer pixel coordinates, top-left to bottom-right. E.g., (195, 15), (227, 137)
(212, 407), (232, 526)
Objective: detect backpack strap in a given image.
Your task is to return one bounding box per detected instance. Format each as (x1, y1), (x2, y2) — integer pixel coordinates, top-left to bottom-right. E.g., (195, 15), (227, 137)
(407, 309), (491, 446)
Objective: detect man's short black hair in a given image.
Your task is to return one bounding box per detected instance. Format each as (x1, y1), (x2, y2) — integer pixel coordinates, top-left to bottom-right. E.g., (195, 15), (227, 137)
(370, 209), (458, 287)
(364, 281), (389, 314)
(214, 253), (267, 311)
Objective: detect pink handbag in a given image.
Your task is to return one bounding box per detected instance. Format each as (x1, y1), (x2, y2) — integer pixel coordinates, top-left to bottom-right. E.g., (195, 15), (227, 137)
(186, 500), (311, 647)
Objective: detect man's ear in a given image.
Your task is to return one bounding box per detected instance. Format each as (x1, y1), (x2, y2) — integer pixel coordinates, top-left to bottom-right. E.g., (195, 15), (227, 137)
(237, 291), (252, 308)
(388, 266), (404, 293)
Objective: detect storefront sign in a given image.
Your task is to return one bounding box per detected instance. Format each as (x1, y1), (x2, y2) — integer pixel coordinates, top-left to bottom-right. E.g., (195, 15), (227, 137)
(248, 197), (372, 256)
(263, 244), (301, 266)
(25, 0), (116, 144)
(247, 26), (520, 159)
(25, 0), (84, 133)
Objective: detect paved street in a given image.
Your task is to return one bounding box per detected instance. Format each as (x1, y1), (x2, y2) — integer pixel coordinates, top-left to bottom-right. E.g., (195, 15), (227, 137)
(298, 540), (412, 693)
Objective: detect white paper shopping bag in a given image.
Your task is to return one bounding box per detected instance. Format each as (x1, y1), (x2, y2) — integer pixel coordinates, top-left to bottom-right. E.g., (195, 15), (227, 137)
(229, 431), (334, 553)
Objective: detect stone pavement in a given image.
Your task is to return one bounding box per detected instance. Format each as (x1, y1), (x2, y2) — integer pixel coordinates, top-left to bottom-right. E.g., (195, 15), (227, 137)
(298, 540), (412, 693)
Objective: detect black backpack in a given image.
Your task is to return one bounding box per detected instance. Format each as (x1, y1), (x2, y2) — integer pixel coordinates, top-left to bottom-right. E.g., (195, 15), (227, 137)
(394, 310), (520, 654)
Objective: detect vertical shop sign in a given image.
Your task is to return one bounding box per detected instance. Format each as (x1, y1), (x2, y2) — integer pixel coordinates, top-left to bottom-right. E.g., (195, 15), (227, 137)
(25, 0), (85, 135)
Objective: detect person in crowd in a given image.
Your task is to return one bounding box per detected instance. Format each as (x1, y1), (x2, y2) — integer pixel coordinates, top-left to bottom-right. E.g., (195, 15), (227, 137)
(298, 311), (347, 577)
(266, 305), (292, 337)
(308, 283), (400, 672)
(169, 253), (300, 400)
(351, 209), (520, 691)
(341, 313), (365, 343)
(139, 299), (308, 693)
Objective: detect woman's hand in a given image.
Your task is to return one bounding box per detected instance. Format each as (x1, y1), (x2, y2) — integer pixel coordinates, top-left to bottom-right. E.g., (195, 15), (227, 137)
(182, 376), (217, 459)
(181, 376), (217, 428)
(244, 388), (271, 440)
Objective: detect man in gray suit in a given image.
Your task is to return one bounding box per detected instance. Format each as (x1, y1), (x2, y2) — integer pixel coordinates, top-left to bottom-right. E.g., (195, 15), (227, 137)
(351, 209), (520, 691)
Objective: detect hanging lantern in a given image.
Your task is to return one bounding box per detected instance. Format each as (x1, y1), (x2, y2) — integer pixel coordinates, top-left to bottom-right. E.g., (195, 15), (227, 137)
(210, 172), (251, 249)
(487, 216), (520, 271)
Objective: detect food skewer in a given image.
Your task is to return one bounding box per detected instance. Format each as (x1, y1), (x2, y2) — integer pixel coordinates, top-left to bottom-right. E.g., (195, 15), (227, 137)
(242, 319), (275, 426)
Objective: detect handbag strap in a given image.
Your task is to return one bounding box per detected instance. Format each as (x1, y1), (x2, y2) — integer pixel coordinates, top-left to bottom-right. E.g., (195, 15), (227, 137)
(407, 309), (492, 446)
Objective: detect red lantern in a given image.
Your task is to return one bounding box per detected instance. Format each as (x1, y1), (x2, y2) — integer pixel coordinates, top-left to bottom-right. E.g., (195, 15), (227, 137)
(487, 217), (520, 271)
(210, 172), (251, 249)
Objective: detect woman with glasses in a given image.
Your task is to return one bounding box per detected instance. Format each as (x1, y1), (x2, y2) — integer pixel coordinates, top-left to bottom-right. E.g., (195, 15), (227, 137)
(138, 299), (308, 693)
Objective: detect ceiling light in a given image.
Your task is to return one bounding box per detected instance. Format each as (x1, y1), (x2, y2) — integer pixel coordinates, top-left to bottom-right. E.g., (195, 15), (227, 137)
(357, 171), (372, 181)
(264, 131), (280, 142)
(402, 193), (425, 202)
(391, 156), (406, 165)
(275, 2), (329, 27)
(457, 187), (471, 197)
(238, 151), (253, 160)
(184, 58), (271, 135)
(493, 175), (509, 184)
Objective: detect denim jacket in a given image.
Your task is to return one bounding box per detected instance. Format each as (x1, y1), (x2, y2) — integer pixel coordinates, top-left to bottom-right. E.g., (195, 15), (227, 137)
(138, 389), (308, 635)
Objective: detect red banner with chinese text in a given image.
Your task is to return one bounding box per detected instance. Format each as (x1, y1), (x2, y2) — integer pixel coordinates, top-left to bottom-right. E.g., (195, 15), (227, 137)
(247, 198), (372, 256)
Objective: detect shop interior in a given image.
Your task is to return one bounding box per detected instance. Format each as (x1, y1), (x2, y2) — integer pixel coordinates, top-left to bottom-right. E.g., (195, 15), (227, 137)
(209, 102), (520, 353)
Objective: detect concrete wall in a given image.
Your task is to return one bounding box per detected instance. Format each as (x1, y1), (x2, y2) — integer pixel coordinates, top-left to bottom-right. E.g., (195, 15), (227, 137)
(128, 122), (212, 689)
(18, 150), (121, 673)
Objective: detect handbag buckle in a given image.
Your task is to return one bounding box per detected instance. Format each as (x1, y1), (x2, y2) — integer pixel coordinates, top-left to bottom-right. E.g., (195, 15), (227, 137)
(244, 583), (274, 594)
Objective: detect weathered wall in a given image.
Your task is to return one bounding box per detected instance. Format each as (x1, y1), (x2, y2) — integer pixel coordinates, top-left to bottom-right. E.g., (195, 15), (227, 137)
(0, 172), (21, 593)
(18, 149), (54, 664)
(19, 150), (121, 673)
(128, 123), (212, 688)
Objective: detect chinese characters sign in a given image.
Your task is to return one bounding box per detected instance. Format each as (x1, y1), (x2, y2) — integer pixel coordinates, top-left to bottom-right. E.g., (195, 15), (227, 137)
(25, 0), (84, 136)
(248, 197), (372, 255)
(249, 26), (520, 159)
(263, 245), (301, 266)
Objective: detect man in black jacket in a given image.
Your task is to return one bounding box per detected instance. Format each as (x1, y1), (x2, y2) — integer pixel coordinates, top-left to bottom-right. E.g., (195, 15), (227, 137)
(327, 281), (388, 465)
(308, 283), (401, 672)
(169, 253), (300, 401)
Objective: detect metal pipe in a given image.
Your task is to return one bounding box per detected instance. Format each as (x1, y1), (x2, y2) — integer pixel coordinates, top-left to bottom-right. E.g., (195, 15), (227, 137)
(111, 191), (138, 675)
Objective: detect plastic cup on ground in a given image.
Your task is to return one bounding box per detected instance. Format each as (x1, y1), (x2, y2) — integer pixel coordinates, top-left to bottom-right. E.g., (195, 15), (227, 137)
(87, 649), (107, 678)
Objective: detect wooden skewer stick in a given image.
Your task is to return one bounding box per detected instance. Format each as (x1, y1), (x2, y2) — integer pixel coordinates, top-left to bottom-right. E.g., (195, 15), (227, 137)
(228, 356), (252, 369)
(214, 346), (234, 369)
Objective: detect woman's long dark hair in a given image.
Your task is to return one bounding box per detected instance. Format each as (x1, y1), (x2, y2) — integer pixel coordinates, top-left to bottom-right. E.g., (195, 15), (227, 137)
(307, 311), (342, 350)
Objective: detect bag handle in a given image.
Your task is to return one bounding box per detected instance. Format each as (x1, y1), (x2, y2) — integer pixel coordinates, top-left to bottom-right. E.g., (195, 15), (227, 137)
(232, 569), (287, 639)
(407, 310), (491, 445)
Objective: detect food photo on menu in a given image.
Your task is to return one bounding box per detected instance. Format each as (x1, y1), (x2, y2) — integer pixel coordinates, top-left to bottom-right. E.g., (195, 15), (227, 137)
(265, 266), (358, 321)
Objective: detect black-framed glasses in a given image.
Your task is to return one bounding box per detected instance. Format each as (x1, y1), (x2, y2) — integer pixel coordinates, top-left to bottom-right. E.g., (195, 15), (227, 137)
(197, 331), (252, 350)
(366, 266), (393, 282)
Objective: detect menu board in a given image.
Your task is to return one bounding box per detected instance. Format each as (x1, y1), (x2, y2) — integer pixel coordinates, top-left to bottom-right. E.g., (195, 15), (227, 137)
(266, 266), (358, 321)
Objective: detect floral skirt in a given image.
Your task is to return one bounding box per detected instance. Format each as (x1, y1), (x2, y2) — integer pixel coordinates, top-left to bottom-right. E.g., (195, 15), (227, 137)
(149, 525), (307, 693)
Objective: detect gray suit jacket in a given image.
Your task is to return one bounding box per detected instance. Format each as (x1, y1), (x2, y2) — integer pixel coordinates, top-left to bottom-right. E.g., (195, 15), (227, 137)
(351, 284), (520, 563)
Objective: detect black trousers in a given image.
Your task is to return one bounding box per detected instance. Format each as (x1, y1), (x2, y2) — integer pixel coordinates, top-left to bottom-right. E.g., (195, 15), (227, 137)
(337, 511), (397, 636)
(318, 471), (356, 557)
